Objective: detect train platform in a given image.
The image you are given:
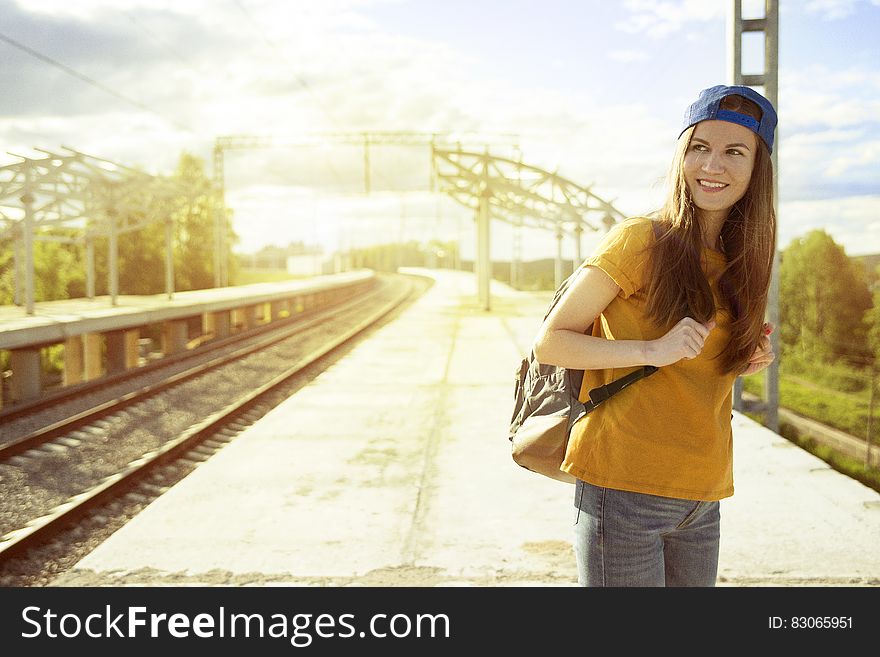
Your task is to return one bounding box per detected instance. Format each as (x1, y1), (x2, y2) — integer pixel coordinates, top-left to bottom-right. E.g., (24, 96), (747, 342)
(52, 268), (880, 587)
(0, 270), (373, 351)
(0, 271), (373, 405)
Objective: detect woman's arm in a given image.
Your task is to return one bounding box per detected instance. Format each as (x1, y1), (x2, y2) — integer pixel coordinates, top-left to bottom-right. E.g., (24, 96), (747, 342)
(532, 266), (714, 370)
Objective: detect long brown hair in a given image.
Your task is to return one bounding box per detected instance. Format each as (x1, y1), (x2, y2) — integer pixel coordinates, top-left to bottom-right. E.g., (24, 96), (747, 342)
(644, 94), (776, 375)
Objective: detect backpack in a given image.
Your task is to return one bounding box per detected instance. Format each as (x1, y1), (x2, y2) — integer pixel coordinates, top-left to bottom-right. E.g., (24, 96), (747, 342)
(508, 269), (658, 483)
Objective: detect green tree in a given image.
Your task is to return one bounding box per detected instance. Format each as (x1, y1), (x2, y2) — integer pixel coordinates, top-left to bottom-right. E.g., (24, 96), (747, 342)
(0, 233), (85, 304)
(780, 230), (872, 365)
(115, 213), (166, 295)
(172, 152), (236, 291)
(86, 151), (237, 296)
(0, 236), (14, 305)
(865, 264), (880, 366)
(34, 239), (84, 301)
(2, 151), (239, 304)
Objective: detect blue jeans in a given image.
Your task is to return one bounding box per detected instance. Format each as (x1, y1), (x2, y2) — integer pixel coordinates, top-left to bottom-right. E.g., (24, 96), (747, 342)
(573, 479), (720, 587)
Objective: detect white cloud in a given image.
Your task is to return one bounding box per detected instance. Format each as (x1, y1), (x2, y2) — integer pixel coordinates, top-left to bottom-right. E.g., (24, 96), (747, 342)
(783, 65), (880, 133)
(3, 0), (877, 263)
(608, 49), (650, 63)
(777, 62), (880, 206)
(804, 0), (860, 20)
(615, 0), (725, 38)
(779, 195), (880, 256)
(822, 140), (880, 178)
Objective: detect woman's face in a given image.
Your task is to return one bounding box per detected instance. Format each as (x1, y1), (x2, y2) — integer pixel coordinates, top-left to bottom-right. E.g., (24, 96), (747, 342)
(683, 119), (757, 221)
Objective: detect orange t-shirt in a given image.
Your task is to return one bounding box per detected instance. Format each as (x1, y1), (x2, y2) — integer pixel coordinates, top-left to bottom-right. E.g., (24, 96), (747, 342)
(561, 216), (739, 501)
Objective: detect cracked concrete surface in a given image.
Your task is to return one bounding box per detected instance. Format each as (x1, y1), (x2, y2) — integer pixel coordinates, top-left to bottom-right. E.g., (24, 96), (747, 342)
(52, 269), (880, 587)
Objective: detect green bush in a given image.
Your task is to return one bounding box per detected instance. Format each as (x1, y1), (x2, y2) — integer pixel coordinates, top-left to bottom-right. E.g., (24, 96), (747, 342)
(741, 368), (878, 437)
(782, 353), (870, 395)
(779, 379), (875, 436)
(779, 422), (880, 493)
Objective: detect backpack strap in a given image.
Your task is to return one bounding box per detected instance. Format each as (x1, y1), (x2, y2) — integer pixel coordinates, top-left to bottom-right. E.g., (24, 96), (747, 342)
(584, 365), (659, 413)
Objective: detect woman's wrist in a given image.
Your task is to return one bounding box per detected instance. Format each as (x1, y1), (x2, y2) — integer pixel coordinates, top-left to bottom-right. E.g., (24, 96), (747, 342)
(641, 339), (656, 367)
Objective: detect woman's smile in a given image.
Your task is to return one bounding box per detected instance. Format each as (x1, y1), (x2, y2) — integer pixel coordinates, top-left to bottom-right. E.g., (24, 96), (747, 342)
(696, 178), (729, 193)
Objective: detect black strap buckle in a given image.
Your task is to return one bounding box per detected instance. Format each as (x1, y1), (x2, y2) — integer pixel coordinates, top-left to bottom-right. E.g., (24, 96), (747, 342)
(589, 385), (611, 405)
(586, 365), (659, 410)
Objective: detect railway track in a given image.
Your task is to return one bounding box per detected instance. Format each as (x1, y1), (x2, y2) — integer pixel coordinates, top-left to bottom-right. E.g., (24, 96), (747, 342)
(0, 278), (378, 460)
(741, 392), (880, 466)
(0, 275), (375, 440)
(0, 272), (430, 580)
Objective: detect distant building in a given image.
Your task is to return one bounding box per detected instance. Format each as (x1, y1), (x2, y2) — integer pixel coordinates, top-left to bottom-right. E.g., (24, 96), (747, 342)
(286, 250), (325, 276)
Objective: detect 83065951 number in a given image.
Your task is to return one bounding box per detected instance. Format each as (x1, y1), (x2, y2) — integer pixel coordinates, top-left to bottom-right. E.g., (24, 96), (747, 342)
(769, 616), (852, 630)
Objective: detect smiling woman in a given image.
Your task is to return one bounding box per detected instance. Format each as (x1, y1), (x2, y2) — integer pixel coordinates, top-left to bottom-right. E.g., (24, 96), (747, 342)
(531, 84), (779, 587)
(651, 87), (777, 376)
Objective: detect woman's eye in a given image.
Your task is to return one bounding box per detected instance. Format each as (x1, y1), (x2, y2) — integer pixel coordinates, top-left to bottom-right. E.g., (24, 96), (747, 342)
(727, 149), (743, 156)
(692, 144), (707, 152)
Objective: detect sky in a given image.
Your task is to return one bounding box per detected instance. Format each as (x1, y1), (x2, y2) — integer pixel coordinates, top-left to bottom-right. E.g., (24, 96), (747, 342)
(0, 0), (878, 262)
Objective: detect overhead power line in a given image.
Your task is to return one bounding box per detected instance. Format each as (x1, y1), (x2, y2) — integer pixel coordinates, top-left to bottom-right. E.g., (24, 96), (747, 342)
(0, 30), (196, 135)
(230, 0), (359, 189)
(231, 0), (342, 128)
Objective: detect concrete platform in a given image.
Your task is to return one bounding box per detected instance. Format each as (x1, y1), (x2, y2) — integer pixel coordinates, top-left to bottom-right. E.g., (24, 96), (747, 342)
(0, 270), (372, 350)
(53, 269), (880, 587)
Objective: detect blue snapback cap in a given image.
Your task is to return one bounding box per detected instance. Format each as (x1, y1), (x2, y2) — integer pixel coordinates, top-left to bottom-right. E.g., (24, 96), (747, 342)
(680, 84), (778, 154)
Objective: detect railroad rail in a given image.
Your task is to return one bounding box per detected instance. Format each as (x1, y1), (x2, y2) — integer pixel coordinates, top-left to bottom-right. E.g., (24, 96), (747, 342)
(0, 277), (376, 442)
(741, 392), (880, 466)
(0, 272), (430, 573)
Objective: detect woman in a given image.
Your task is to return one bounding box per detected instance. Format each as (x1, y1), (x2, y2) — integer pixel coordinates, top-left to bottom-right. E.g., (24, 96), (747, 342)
(532, 84), (778, 587)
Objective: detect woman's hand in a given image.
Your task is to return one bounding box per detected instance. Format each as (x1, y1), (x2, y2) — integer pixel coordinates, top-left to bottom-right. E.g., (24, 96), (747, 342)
(741, 322), (775, 376)
(644, 317), (716, 367)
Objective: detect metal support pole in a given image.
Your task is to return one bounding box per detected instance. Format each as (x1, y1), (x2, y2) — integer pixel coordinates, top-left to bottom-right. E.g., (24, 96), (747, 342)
(733, 377), (745, 412)
(729, 0), (779, 432)
(13, 223), (24, 307)
(213, 142), (226, 288)
(364, 133), (371, 194)
(511, 223), (522, 289)
(212, 204), (221, 288)
(429, 136), (437, 193)
(86, 235), (96, 299)
(454, 213), (462, 272)
(554, 226), (564, 290)
(511, 150), (523, 289)
(475, 149), (493, 310)
(764, 0), (780, 434)
(574, 223), (584, 267)
(477, 191), (491, 311)
(165, 218), (174, 299)
(221, 209), (230, 286)
(108, 209), (119, 305)
(473, 209), (481, 295)
(728, 1), (742, 84)
(21, 168), (36, 315)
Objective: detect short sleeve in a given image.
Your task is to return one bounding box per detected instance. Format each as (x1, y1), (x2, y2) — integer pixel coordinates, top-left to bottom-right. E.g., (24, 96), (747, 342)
(581, 216), (654, 298)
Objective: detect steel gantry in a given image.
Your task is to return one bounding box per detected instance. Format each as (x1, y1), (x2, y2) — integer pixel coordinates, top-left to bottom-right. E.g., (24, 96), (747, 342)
(432, 144), (626, 310)
(729, 0), (780, 430)
(212, 131), (626, 311)
(0, 146), (208, 314)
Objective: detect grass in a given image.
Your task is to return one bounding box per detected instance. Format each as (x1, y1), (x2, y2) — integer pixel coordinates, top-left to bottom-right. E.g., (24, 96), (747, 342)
(742, 371), (878, 438)
(742, 374), (880, 494)
(780, 421), (880, 494)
